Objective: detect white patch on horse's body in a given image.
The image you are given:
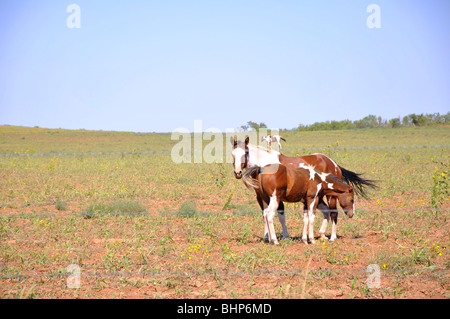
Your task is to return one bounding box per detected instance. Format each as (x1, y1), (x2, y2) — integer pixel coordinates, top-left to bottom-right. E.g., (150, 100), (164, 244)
(270, 189), (277, 206)
(318, 172), (329, 182)
(327, 183), (334, 189)
(247, 144), (280, 168)
(310, 183), (322, 211)
(298, 163), (316, 181)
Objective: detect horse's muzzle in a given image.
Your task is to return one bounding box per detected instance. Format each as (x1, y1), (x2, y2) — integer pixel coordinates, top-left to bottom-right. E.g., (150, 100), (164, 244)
(234, 171), (242, 179)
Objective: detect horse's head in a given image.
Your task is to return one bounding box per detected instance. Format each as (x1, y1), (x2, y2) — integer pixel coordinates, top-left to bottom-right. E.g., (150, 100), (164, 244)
(230, 136), (249, 179)
(337, 184), (355, 218)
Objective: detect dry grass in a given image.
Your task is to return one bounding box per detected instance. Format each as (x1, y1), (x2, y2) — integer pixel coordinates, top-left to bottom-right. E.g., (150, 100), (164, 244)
(0, 125), (448, 298)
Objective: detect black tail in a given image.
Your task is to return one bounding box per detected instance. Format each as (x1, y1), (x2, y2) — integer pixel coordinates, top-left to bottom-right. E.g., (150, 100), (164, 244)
(280, 137), (286, 142)
(339, 166), (377, 199)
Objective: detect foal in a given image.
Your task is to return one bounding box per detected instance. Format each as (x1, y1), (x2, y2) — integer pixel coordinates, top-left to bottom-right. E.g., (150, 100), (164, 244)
(242, 163), (355, 245)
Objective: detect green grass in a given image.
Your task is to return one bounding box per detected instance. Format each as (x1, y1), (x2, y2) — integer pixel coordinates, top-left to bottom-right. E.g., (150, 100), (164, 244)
(83, 200), (146, 218)
(55, 199), (67, 211)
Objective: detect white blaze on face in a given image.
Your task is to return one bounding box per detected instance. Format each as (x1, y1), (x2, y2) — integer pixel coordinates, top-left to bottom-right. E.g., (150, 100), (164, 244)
(232, 147), (245, 173)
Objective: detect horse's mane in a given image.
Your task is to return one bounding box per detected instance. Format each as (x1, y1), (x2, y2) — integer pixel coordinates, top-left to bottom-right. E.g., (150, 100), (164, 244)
(249, 143), (269, 151)
(247, 143), (280, 155)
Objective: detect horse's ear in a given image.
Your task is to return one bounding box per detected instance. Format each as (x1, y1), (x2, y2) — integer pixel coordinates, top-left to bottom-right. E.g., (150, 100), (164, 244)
(245, 136), (249, 145)
(230, 136), (237, 146)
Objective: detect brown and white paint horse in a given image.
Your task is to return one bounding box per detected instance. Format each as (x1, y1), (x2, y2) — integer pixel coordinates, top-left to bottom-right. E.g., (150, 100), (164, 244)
(231, 137), (288, 240)
(242, 163), (355, 245)
(261, 135), (286, 149)
(231, 137), (375, 241)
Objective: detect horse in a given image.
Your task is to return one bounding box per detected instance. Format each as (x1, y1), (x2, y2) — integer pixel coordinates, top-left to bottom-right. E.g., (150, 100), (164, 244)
(231, 137), (289, 240)
(230, 136), (376, 241)
(261, 135), (286, 149)
(242, 163), (355, 245)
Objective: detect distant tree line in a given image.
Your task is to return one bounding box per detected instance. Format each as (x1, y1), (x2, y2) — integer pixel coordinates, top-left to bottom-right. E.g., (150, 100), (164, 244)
(294, 112), (450, 131)
(239, 112), (449, 132)
(239, 121), (268, 131)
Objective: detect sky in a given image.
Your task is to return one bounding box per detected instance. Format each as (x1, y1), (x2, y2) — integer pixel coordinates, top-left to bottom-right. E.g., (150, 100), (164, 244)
(0, 0), (449, 132)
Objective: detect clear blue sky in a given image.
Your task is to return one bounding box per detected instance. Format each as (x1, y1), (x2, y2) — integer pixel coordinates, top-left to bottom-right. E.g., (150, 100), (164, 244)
(0, 1), (449, 132)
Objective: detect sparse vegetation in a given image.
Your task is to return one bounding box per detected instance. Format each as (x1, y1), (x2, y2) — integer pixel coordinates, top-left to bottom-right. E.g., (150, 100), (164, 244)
(0, 125), (448, 298)
(83, 200), (146, 218)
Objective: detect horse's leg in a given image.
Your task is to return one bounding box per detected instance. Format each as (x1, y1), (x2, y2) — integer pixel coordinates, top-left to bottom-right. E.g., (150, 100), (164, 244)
(318, 198), (330, 240)
(264, 194), (279, 245)
(302, 206), (309, 245)
(330, 210), (338, 242)
(308, 199), (317, 245)
(277, 202), (290, 239)
(329, 196), (338, 242)
(256, 194), (270, 242)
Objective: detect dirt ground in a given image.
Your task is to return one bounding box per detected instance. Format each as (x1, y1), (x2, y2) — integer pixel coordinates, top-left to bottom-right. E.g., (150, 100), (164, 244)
(1, 198), (448, 299)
